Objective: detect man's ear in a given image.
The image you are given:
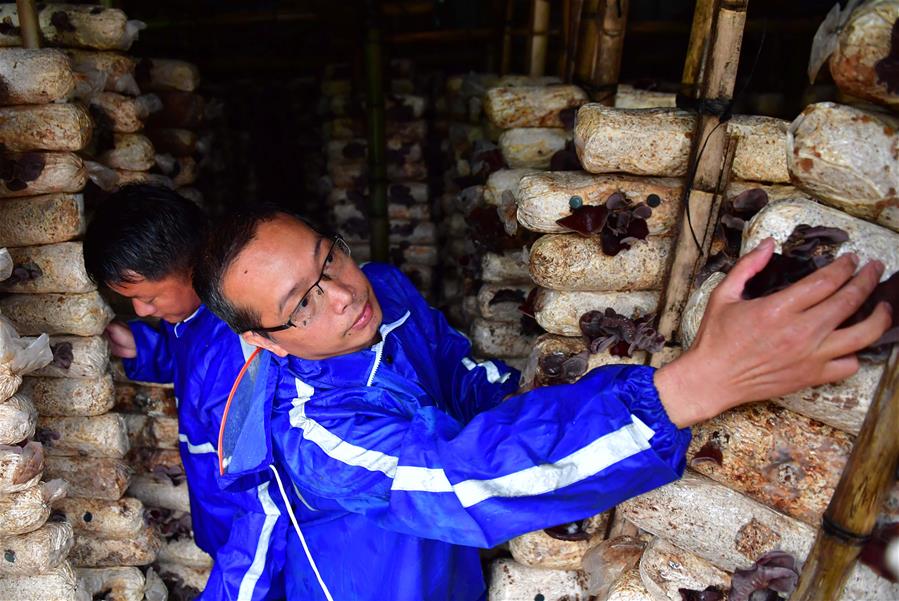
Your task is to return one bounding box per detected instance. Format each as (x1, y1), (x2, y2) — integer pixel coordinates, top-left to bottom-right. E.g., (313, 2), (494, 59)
(241, 331), (289, 358)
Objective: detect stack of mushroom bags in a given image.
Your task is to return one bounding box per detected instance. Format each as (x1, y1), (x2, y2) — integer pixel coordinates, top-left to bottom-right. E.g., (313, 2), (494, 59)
(138, 57), (208, 207)
(321, 61), (438, 300)
(435, 72), (497, 327)
(457, 76), (587, 374)
(0, 7), (171, 599)
(117, 374), (212, 596)
(489, 4), (899, 600)
(0, 246), (74, 599)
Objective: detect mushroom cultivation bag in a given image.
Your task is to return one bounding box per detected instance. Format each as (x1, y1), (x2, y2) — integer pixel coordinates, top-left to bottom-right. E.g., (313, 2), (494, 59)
(0, 315), (53, 403)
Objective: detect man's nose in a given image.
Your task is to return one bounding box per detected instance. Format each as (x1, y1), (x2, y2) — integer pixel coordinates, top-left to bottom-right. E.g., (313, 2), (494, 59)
(132, 298), (156, 317)
(323, 279), (354, 313)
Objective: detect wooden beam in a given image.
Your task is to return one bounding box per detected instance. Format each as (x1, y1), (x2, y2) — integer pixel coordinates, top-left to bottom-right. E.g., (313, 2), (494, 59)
(591, 0), (630, 105)
(649, 0), (748, 365)
(364, 1), (388, 263)
(575, 0), (601, 84)
(528, 0), (551, 77)
(682, 0), (716, 98)
(15, 0), (40, 49)
(500, 0), (514, 76)
(562, 0), (585, 83)
(793, 346), (899, 601)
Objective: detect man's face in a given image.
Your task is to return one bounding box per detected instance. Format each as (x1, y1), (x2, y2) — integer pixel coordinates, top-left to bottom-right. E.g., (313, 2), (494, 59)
(223, 214), (383, 360)
(109, 272), (201, 324)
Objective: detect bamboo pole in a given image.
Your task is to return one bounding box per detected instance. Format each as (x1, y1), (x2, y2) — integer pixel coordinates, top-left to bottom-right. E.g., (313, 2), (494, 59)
(649, 0), (748, 367)
(793, 345), (899, 601)
(500, 0), (515, 76)
(15, 0), (40, 49)
(364, 0), (388, 263)
(575, 0), (601, 84)
(682, 0), (716, 98)
(528, 0), (551, 77)
(563, 0), (585, 83)
(592, 0), (630, 106)
(559, 0), (571, 79)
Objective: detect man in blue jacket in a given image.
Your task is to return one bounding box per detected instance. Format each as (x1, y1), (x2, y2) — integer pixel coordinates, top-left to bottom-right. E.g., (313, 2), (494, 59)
(83, 185), (288, 600)
(194, 206), (891, 600)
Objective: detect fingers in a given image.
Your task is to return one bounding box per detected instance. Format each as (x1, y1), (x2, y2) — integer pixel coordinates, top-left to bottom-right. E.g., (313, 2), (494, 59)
(806, 260), (885, 328)
(714, 238), (775, 303)
(817, 302), (893, 359)
(768, 254), (859, 312)
(813, 355), (861, 387)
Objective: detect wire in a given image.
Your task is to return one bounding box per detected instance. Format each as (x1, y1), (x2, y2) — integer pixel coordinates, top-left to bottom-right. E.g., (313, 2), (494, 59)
(682, 18), (769, 253)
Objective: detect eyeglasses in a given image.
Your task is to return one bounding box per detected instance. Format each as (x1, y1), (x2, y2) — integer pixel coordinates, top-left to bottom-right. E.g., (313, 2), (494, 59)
(250, 236), (352, 334)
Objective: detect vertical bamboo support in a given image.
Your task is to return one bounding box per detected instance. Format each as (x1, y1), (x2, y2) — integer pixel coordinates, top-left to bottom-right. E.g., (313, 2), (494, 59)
(559, 0), (571, 79)
(528, 0), (551, 77)
(562, 0), (585, 83)
(794, 346), (899, 601)
(15, 0), (40, 49)
(682, 0), (716, 98)
(649, 0), (748, 367)
(500, 0), (515, 76)
(592, 0), (630, 106)
(575, 0), (601, 84)
(364, 0), (388, 263)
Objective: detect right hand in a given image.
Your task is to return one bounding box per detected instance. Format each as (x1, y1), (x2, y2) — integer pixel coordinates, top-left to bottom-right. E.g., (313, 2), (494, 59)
(655, 238), (892, 428)
(105, 321), (137, 359)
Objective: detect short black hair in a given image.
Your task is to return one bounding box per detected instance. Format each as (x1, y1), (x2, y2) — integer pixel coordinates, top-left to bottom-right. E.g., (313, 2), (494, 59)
(83, 185), (207, 286)
(193, 204), (321, 334)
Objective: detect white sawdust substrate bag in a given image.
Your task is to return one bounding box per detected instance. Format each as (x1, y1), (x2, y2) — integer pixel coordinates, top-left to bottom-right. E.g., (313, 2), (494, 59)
(0, 242), (93, 294)
(0, 193), (85, 248)
(0, 291), (114, 337)
(0, 5), (144, 50)
(0, 104), (92, 152)
(0, 521), (74, 576)
(20, 374), (115, 417)
(0, 48), (74, 104)
(37, 413), (129, 458)
(0, 479), (66, 536)
(44, 455), (131, 501)
(54, 496), (145, 539)
(28, 335), (109, 379)
(787, 102), (899, 232)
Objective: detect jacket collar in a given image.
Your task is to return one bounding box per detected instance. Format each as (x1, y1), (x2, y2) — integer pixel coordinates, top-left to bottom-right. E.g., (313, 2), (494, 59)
(173, 305), (205, 339)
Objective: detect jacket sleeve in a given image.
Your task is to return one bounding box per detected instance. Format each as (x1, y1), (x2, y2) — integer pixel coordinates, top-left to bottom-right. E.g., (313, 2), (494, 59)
(392, 266), (520, 423)
(121, 320), (176, 384)
(275, 363), (691, 549)
(196, 477), (289, 601)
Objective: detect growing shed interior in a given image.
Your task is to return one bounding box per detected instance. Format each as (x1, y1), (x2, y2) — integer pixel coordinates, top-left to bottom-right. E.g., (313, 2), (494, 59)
(0, 0), (897, 600)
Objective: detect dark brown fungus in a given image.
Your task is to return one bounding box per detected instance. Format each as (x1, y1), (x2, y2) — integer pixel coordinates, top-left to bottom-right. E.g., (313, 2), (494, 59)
(743, 224), (897, 349)
(549, 140), (582, 172)
(860, 522), (899, 582)
(728, 550), (799, 601)
(690, 440), (724, 467)
(518, 287), (540, 319)
(678, 586), (725, 601)
(559, 107), (577, 131)
(50, 11), (77, 33)
(538, 351), (589, 386)
(579, 308), (665, 357)
(2, 261), (42, 286)
(875, 20), (899, 94)
(489, 289), (527, 306)
(543, 520), (591, 541)
(50, 342), (74, 370)
(556, 191), (654, 256)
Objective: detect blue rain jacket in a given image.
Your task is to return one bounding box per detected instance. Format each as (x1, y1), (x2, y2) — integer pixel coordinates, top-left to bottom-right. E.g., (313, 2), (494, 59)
(124, 306), (288, 600)
(219, 263), (692, 601)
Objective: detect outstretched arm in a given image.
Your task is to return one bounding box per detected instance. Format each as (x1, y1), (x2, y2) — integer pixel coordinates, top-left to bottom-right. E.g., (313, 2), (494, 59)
(655, 238), (891, 427)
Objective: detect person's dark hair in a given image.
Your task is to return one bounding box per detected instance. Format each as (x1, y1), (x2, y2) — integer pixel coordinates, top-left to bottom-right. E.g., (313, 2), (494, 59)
(193, 203), (321, 334)
(83, 184), (206, 286)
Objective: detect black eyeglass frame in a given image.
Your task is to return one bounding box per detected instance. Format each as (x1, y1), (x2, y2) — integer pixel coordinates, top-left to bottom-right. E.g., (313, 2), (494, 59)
(248, 236), (349, 334)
